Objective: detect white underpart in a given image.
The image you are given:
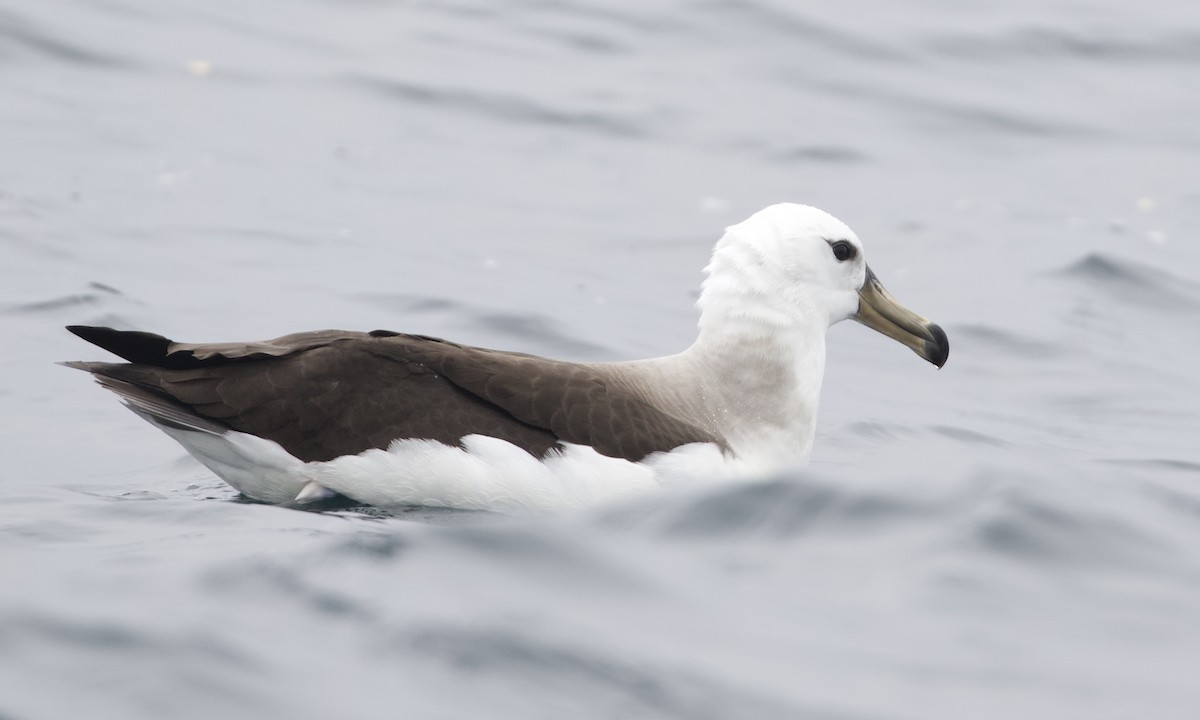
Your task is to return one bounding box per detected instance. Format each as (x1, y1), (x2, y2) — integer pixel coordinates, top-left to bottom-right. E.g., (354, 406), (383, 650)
(162, 426), (732, 511)
(156, 424), (305, 503)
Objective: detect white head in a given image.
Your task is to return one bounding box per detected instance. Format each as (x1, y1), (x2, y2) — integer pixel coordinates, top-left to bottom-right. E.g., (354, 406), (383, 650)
(696, 203), (948, 367)
(697, 204), (866, 332)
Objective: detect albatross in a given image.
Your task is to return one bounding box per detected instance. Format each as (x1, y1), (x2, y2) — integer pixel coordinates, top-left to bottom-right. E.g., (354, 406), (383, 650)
(65, 203), (948, 511)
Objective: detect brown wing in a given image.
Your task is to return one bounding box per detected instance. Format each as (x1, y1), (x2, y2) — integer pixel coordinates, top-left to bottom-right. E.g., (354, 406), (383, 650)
(401, 340), (722, 461)
(66, 326), (719, 463)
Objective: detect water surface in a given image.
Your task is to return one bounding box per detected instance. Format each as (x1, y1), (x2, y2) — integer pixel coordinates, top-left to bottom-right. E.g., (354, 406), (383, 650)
(2, 1), (1199, 718)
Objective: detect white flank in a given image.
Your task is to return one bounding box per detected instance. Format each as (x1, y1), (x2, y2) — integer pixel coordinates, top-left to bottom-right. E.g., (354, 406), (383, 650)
(157, 425), (306, 504)
(161, 426), (738, 511)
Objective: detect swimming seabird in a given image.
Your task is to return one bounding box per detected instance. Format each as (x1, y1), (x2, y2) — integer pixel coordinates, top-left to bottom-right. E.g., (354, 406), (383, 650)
(65, 204), (948, 511)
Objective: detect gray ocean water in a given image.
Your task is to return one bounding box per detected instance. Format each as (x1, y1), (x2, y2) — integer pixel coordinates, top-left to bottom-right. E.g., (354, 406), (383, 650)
(3, 1), (1200, 717)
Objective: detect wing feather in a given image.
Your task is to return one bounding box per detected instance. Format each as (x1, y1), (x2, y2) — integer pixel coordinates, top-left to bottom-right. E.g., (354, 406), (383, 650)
(66, 326), (719, 463)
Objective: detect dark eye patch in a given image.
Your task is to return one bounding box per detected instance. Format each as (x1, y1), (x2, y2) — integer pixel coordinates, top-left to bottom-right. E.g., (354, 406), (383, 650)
(828, 240), (856, 262)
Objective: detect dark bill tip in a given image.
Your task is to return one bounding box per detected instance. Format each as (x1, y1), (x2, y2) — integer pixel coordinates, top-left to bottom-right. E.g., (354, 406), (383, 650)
(924, 323), (950, 369)
(854, 267), (950, 370)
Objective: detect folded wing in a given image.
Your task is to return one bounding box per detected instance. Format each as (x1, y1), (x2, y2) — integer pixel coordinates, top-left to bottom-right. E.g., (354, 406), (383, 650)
(65, 326), (718, 464)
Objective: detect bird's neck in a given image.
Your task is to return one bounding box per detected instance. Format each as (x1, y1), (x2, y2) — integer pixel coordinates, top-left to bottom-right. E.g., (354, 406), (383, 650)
(680, 283), (830, 471)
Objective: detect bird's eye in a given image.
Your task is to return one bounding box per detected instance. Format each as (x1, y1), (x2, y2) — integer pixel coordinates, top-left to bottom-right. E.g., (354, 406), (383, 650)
(829, 240), (856, 262)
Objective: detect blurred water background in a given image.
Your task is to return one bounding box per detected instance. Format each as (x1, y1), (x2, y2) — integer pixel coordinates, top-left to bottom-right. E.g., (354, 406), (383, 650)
(3, 0), (1200, 718)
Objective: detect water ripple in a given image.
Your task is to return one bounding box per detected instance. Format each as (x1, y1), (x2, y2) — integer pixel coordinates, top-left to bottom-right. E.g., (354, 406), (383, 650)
(1054, 253), (1200, 310)
(359, 292), (611, 357)
(0, 9), (135, 69)
(697, 0), (910, 61)
(607, 477), (937, 541)
(345, 74), (649, 138)
(1, 283), (127, 315)
(950, 324), (1064, 358)
(927, 27), (1200, 64)
(0, 611), (255, 667)
(402, 624), (841, 720)
(818, 80), (1105, 139)
(203, 561), (375, 620)
(963, 490), (1166, 569)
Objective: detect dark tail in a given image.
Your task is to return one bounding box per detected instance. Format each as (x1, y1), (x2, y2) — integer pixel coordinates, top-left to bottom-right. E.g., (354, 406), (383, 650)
(63, 327), (229, 434)
(66, 326), (198, 368)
